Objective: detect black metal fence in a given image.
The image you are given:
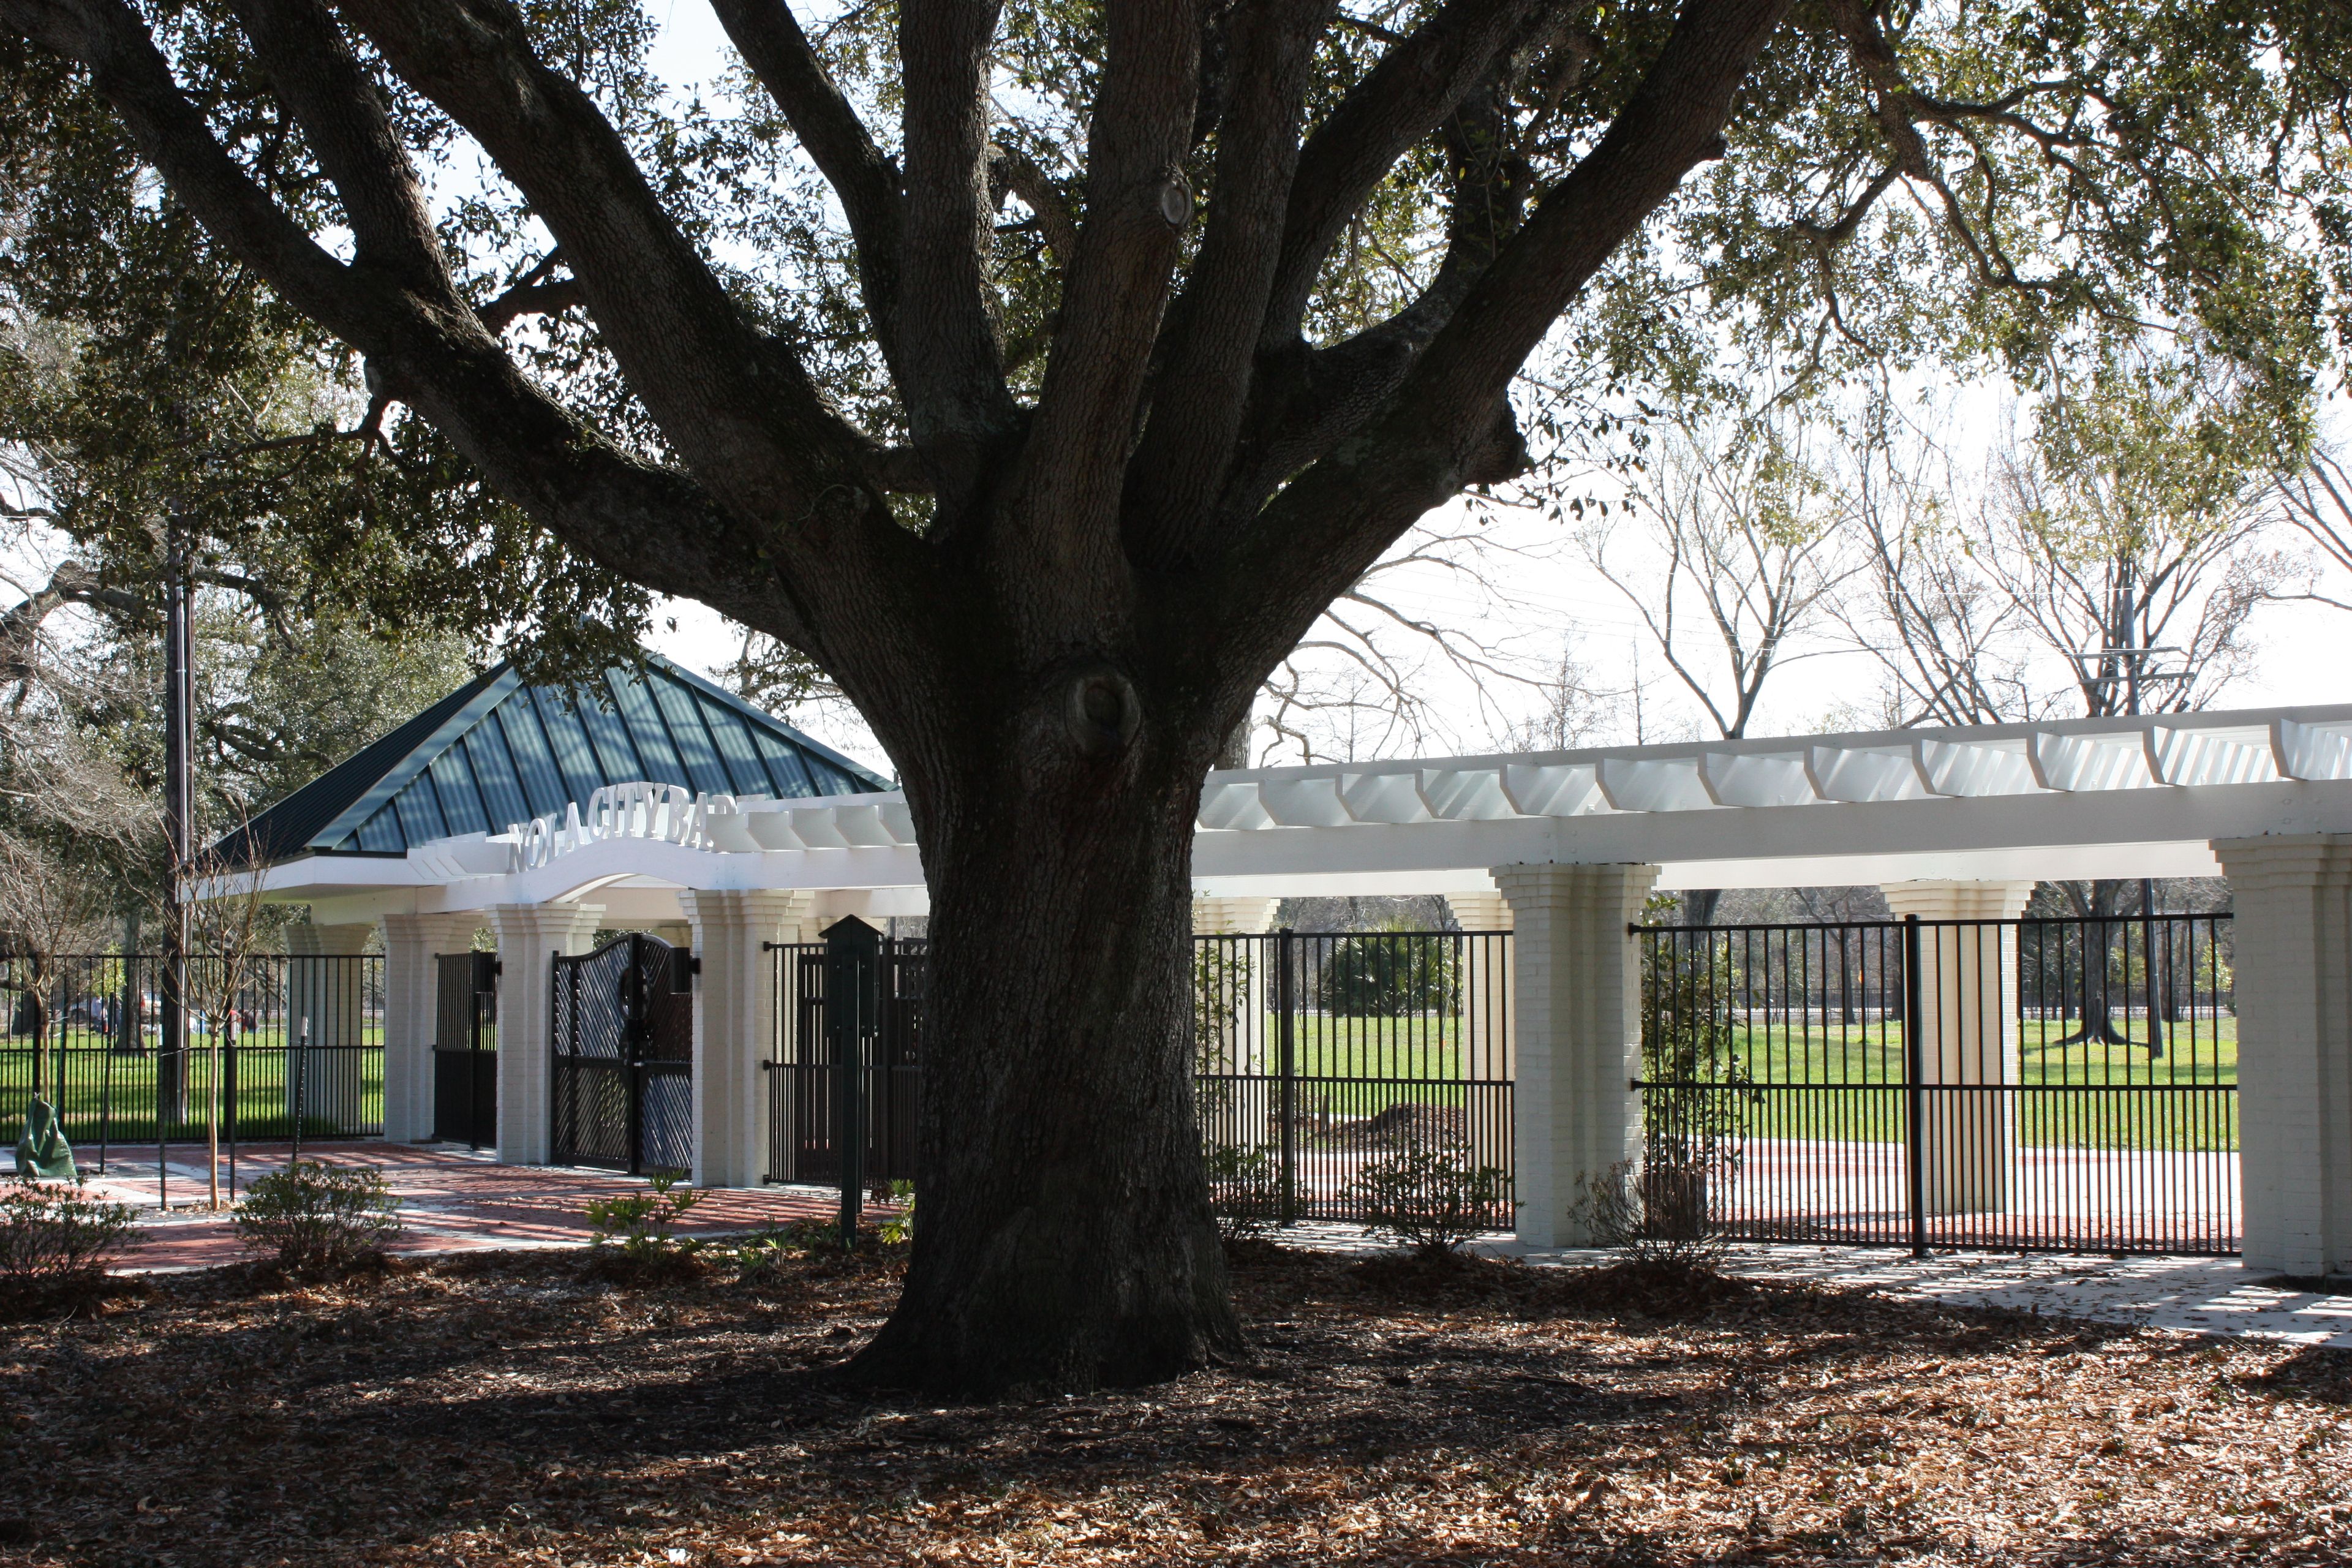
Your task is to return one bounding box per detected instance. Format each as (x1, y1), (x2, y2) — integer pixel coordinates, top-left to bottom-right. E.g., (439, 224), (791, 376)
(0, 951), (385, 1169)
(1635, 913), (2238, 1254)
(1195, 928), (1515, 1229)
(762, 929), (1516, 1232)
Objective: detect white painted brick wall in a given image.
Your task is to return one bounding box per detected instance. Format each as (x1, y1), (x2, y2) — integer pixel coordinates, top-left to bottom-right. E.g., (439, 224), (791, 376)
(377, 911), (481, 1143)
(1492, 862), (1660, 1247)
(489, 903), (606, 1166)
(2213, 835), (2352, 1278)
(684, 890), (811, 1189)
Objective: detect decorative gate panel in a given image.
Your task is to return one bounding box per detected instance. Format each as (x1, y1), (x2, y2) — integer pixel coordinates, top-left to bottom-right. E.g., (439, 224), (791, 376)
(552, 933), (694, 1175)
(432, 951), (498, 1147)
(764, 938), (924, 1185)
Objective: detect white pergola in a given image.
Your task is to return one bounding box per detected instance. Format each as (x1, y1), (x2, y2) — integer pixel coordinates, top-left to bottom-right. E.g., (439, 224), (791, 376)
(245, 702), (2352, 1279)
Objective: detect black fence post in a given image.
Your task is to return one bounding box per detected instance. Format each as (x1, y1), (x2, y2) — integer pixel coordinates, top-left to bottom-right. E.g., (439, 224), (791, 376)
(290, 1015), (308, 1167)
(824, 916), (881, 1250)
(1901, 913), (1928, 1259)
(1276, 927), (1297, 1227)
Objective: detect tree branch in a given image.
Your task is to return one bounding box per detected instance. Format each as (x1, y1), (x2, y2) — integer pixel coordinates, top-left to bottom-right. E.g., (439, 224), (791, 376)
(709, 0), (908, 375)
(896, 0), (1018, 505)
(998, 0), (1199, 617)
(1125, 0), (1336, 560)
(988, 141), (1080, 262)
(1210, 0), (1794, 687)
(337, 0), (878, 518)
(0, 0), (837, 651)
(476, 277), (584, 332)
(1259, 0), (1549, 349)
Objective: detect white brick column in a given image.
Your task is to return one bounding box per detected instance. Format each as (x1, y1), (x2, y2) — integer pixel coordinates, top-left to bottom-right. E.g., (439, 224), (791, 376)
(2212, 834), (2352, 1277)
(1190, 897), (1279, 935)
(1492, 862), (1659, 1247)
(682, 890), (810, 1189)
(1882, 880), (2036, 1215)
(377, 912), (478, 1142)
(488, 903), (604, 1165)
(285, 921), (374, 1131)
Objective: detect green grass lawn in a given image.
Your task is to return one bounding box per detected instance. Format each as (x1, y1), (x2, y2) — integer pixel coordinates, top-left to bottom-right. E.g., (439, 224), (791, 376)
(0, 1037), (385, 1144)
(1197, 1008), (2242, 1154)
(1652, 1017), (2241, 1153)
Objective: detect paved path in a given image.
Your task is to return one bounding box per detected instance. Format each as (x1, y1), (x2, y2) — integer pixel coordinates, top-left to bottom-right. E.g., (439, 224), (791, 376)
(82, 1144), (2350, 1352)
(1496, 1238), (2352, 1350)
(87, 1143), (882, 1272)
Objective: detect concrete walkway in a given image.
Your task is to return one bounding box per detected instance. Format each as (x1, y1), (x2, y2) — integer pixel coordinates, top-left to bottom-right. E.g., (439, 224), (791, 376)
(1496, 1238), (2352, 1350)
(85, 1143), (880, 1272)
(80, 1144), (2351, 1351)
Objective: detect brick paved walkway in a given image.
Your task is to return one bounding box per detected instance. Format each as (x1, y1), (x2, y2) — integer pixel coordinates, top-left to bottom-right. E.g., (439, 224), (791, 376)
(83, 1142), (881, 1272)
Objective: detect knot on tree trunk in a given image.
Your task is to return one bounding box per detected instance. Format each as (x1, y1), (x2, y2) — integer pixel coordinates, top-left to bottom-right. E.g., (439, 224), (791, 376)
(1064, 661), (1142, 758)
(1145, 170), (1193, 230)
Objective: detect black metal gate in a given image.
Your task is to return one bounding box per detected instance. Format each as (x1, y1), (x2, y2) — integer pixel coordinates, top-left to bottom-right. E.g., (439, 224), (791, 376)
(552, 933), (695, 1175)
(764, 935), (923, 1185)
(432, 951), (497, 1147)
(1635, 913), (2239, 1255)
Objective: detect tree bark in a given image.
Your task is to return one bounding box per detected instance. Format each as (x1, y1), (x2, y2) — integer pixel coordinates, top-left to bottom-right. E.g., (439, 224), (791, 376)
(854, 688), (1241, 1395)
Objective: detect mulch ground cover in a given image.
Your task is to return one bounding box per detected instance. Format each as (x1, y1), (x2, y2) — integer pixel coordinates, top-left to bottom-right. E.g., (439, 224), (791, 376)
(0, 1242), (2346, 1567)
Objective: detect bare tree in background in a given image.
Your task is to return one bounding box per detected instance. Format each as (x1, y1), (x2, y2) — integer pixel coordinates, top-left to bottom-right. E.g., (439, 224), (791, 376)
(1580, 408), (1858, 921)
(1847, 358), (2300, 1041)
(1853, 365), (2294, 733)
(175, 821), (275, 1210)
(2275, 449), (2352, 609)
(1839, 417), (2046, 726)
(0, 826), (113, 1106)
(1257, 516), (1553, 765)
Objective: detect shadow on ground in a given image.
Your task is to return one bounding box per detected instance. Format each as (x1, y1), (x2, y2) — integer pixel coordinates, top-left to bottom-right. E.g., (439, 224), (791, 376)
(0, 1243), (2345, 1566)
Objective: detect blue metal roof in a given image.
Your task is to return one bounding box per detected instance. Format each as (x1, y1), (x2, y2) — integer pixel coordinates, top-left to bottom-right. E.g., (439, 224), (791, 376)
(217, 654), (891, 866)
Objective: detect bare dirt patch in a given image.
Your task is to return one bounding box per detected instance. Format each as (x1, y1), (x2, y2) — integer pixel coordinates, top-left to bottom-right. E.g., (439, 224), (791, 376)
(0, 1244), (2345, 1566)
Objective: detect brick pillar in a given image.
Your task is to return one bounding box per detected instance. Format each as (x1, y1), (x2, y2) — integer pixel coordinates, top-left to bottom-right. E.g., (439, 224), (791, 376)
(1881, 880), (2036, 1215)
(681, 890), (811, 1189)
(285, 921), (374, 1133)
(2212, 835), (2352, 1277)
(1491, 862), (1660, 1247)
(378, 912), (479, 1143)
(488, 903), (605, 1165)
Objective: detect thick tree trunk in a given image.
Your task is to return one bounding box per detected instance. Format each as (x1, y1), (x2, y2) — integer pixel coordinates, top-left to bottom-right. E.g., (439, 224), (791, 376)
(851, 692), (1243, 1396)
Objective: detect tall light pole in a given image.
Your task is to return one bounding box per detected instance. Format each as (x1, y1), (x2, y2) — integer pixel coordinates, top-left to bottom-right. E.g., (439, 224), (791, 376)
(159, 522), (193, 1210)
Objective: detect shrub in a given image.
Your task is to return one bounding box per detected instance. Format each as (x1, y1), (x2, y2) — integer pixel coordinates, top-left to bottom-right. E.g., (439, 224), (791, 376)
(1573, 1159), (1728, 1270)
(875, 1179), (915, 1246)
(1204, 1143), (1281, 1238)
(583, 1173), (705, 1280)
(0, 1178), (141, 1285)
(1316, 929), (1457, 1017)
(232, 1162), (402, 1273)
(1349, 1145), (1509, 1256)
(730, 1224), (808, 1281)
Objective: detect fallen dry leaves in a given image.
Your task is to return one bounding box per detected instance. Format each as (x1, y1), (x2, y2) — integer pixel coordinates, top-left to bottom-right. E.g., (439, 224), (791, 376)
(0, 1243), (2344, 1566)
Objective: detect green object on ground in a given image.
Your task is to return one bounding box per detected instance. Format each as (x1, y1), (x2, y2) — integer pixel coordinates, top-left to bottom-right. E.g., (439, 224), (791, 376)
(13, 1098), (76, 1181)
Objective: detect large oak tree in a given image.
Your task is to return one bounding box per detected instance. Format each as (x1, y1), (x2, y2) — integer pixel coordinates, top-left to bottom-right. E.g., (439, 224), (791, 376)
(1, 0), (2343, 1392)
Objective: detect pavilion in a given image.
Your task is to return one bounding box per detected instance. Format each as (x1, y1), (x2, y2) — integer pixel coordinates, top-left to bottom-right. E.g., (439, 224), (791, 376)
(225, 673), (2352, 1281)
